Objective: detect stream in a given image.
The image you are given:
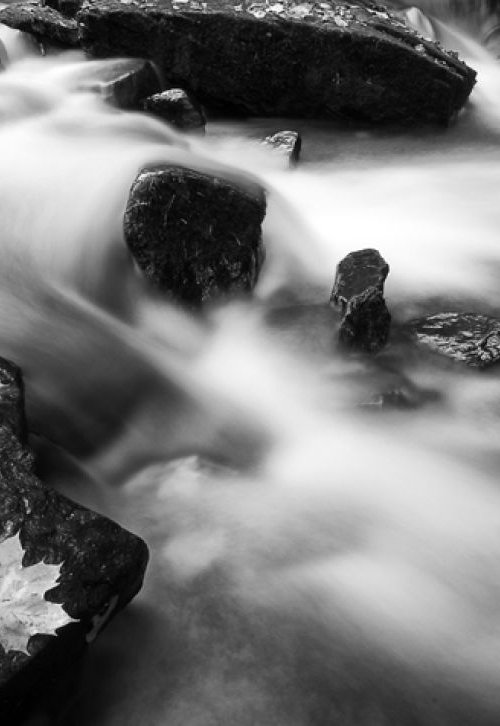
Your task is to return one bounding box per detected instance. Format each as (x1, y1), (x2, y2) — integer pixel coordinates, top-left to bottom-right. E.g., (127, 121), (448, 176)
(2, 3), (500, 725)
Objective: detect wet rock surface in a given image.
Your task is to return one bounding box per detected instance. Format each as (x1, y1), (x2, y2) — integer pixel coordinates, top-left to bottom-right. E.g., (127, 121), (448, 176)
(143, 88), (206, 131)
(331, 249), (391, 353)
(45, 0), (83, 18)
(78, 58), (161, 109)
(0, 357), (149, 724)
(408, 312), (500, 368)
(262, 130), (302, 165)
(124, 165), (267, 306)
(0, 2), (79, 47)
(331, 248), (389, 310)
(77, 0), (476, 126)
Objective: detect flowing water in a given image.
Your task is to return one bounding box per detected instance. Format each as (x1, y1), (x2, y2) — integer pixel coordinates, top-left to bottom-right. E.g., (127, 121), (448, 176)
(2, 4), (500, 726)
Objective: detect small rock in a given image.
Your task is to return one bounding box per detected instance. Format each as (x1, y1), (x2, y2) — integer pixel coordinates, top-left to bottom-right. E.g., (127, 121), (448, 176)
(79, 58), (161, 110)
(408, 312), (500, 368)
(124, 165), (266, 306)
(262, 130), (302, 165)
(339, 286), (391, 353)
(0, 357), (148, 724)
(0, 2), (79, 47)
(143, 89), (206, 132)
(330, 249), (391, 353)
(331, 248), (389, 311)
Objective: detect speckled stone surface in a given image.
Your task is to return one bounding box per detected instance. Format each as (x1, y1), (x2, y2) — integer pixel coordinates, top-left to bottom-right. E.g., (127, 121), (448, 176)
(0, 2), (79, 46)
(408, 312), (500, 368)
(77, 0), (476, 125)
(0, 357), (149, 724)
(124, 165), (266, 306)
(143, 88), (206, 130)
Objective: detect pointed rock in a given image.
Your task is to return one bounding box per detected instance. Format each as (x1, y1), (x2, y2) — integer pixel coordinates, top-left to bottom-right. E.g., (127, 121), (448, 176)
(262, 130), (302, 165)
(143, 88), (206, 132)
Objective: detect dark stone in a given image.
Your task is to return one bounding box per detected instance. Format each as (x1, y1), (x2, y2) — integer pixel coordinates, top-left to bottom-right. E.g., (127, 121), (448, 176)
(0, 2), (79, 47)
(408, 312), (500, 368)
(330, 248), (391, 353)
(0, 357), (27, 444)
(339, 286), (391, 353)
(124, 165), (266, 306)
(330, 248), (389, 311)
(78, 58), (161, 110)
(0, 359), (148, 724)
(143, 88), (206, 132)
(77, 0), (476, 126)
(262, 130), (302, 165)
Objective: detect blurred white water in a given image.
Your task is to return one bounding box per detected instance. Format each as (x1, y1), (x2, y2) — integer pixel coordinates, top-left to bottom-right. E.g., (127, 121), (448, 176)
(1, 12), (500, 726)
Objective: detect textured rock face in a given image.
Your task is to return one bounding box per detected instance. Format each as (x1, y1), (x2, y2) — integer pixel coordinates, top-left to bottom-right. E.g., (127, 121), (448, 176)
(0, 2), (79, 47)
(124, 165), (266, 306)
(77, 0), (476, 126)
(331, 248), (389, 311)
(408, 312), (500, 368)
(330, 248), (391, 353)
(0, 357), (148, 724)
(143, 88), (206, 131)
(262, 130), (302, 165)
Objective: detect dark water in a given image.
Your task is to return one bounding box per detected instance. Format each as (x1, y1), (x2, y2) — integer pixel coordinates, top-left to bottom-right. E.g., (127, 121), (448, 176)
(1, 4), (500, 726)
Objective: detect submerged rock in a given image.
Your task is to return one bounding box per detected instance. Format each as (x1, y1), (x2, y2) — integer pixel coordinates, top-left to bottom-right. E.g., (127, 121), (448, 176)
(77, 0), (476, 126)
(408, 312), (500, 368)
(0, 2), (79, 47)
(143, 89), (206, 132)
(0, 357), (148, 724)
(262, 130), (302, 165)
(124, 165), (266, 306)
(78, 58), (161, 109)
(339, 286), (391, 352)
(330, 248), (391, 353)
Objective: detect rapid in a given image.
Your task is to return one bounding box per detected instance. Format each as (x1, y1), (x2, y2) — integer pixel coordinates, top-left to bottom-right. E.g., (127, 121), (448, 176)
(2, 4), (500, 725)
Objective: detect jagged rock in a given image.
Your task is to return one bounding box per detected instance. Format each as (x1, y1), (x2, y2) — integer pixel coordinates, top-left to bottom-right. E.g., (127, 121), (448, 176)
(0, 358), (148, 725)
(143, 89), (206, 132)
(78, 58), (161, 110)
(408, 312), (500, 368)
(77, 0), (476, 126)
(339, 286), (391, 352)
(124, 165), (266, 306)
(331, 248), (389, 311)
(262, 130), (302, 165)
(0, 2), (79, 47)
(330, 249), (391, 353)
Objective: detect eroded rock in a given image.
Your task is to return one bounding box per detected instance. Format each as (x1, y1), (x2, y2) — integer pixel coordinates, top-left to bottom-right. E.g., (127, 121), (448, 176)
(0, 357), (148, 724)
(0, 2), (79, 47)
(262, 130), (302, 165)
(331, 248), (389, 311)
(408, 312), (500, 368)
(124, 165), (266, 306)
(77, 0), (476, 126)
(143, 89), (206, 132)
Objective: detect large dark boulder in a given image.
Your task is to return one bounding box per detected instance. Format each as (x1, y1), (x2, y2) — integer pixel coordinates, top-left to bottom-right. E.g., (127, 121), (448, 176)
(124, 165), (266, 306)
(0, 2), (79, 47)
(0, 357), (148, 724)
(408, 312), (500, 368)
(77, 0), (476, 126)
